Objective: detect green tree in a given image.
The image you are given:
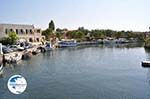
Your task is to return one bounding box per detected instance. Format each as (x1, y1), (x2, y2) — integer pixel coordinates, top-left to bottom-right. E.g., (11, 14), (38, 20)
(75, 31), (85, 39)
(42, 28), (54, 40)
(0, 37), (11, 45)
(49, 20), (55, 31)
(8, 32), (19, 44)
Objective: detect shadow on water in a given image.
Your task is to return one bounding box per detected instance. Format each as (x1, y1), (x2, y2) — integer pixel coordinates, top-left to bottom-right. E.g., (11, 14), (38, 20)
(144, 47), (150, 53)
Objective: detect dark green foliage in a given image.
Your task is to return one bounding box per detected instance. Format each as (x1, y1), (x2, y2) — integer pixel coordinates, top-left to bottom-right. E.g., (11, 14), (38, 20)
(42, 20), (56, 40)
(0, 32), (19, 45)
(42, 28), (54, 40)
(49, 20), (55, 31)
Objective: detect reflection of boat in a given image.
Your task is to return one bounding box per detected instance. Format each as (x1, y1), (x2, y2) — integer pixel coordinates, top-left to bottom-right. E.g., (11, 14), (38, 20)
(58, 39), (77, 47)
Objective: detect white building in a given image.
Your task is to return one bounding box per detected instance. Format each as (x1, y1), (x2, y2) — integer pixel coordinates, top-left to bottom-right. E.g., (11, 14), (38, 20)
(0, 24), (45, 43)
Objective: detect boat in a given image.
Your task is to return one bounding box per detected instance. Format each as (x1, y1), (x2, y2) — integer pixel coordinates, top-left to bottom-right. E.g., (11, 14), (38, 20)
(58, 39), (77, 47)
(103, 39), (115, 44)
(142, 61), (150, 67)
(11, 53), (22, 63)
(115, 38), (129, 44)
(45, 42), (53, 51)
(22, 51), (32, 60)
(32, 48), (41, 55)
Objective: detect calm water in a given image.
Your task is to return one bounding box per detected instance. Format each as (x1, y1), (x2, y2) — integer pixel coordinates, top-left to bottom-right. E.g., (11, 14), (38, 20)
(1, 43), (150, 99)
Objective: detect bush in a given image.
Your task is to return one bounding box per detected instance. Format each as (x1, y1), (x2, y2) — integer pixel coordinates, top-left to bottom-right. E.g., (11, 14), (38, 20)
(0, 37), (12, 45)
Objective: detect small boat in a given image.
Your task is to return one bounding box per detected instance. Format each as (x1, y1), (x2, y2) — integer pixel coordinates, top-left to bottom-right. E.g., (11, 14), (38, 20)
(142, 61), (150, 67)
(11, 53), (22, 63)
(103, 38), (115, 44)
(45, 42), (53, 51)
(22, 51), (32, 60)
(58, 39), (77, 47)
(32, 48), (41, 55)
(115, 38), (129, 44)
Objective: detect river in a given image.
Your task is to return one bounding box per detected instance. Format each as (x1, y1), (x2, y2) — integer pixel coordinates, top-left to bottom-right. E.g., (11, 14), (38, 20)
(0, 43), (150, 99)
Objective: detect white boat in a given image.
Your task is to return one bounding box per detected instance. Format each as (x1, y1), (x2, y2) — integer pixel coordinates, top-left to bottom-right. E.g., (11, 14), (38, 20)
(103, 39), (115, 44)
(115, 38), (129, 43)
(58, 39), (77, 47)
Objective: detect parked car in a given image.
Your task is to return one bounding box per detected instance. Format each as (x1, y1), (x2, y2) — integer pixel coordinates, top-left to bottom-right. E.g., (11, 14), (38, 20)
(9, 45), (24, 51)
(2, 46), (13, 54)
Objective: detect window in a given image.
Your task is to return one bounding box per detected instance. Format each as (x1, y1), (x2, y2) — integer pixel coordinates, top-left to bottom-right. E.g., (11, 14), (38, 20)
(37, 29), (41, 33)
(29, 38), (33, 42)
(36, 38), (40, 42)
(30, 29), (33, 34)
(10, 29), (13, 32)
(5, 29), (8, 34)
(26, 29), (28, 34)
(16, 29), (18, 34)
(20, 29), (24, 34)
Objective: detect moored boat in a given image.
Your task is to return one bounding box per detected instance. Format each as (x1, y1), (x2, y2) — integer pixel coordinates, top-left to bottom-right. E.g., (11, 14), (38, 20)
(58, 39), (77, 47)
(45, 42), (53, 51)
(142, 61), (150, 67)
(11, 53), (22, 63)
(115, 38), (129, 43)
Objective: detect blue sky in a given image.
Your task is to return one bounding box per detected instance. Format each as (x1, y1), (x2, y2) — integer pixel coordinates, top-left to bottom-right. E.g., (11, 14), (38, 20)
(0, 0), (149, 31)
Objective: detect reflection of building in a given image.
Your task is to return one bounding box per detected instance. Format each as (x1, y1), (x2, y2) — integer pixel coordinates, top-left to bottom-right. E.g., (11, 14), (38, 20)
(0, 24), (45, 43)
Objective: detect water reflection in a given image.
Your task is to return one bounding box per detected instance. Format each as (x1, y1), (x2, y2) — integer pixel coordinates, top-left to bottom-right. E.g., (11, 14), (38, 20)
(147, 69), (150, 86)
(144, 47), (150, 61)
(103, 42), (144, 48)
(63, 43), (145, 50)
(144, 48), (150, 53)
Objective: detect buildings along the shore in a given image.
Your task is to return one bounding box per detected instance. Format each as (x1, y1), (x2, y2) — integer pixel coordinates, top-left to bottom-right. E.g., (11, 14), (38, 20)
(0, 24), (45, 44)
